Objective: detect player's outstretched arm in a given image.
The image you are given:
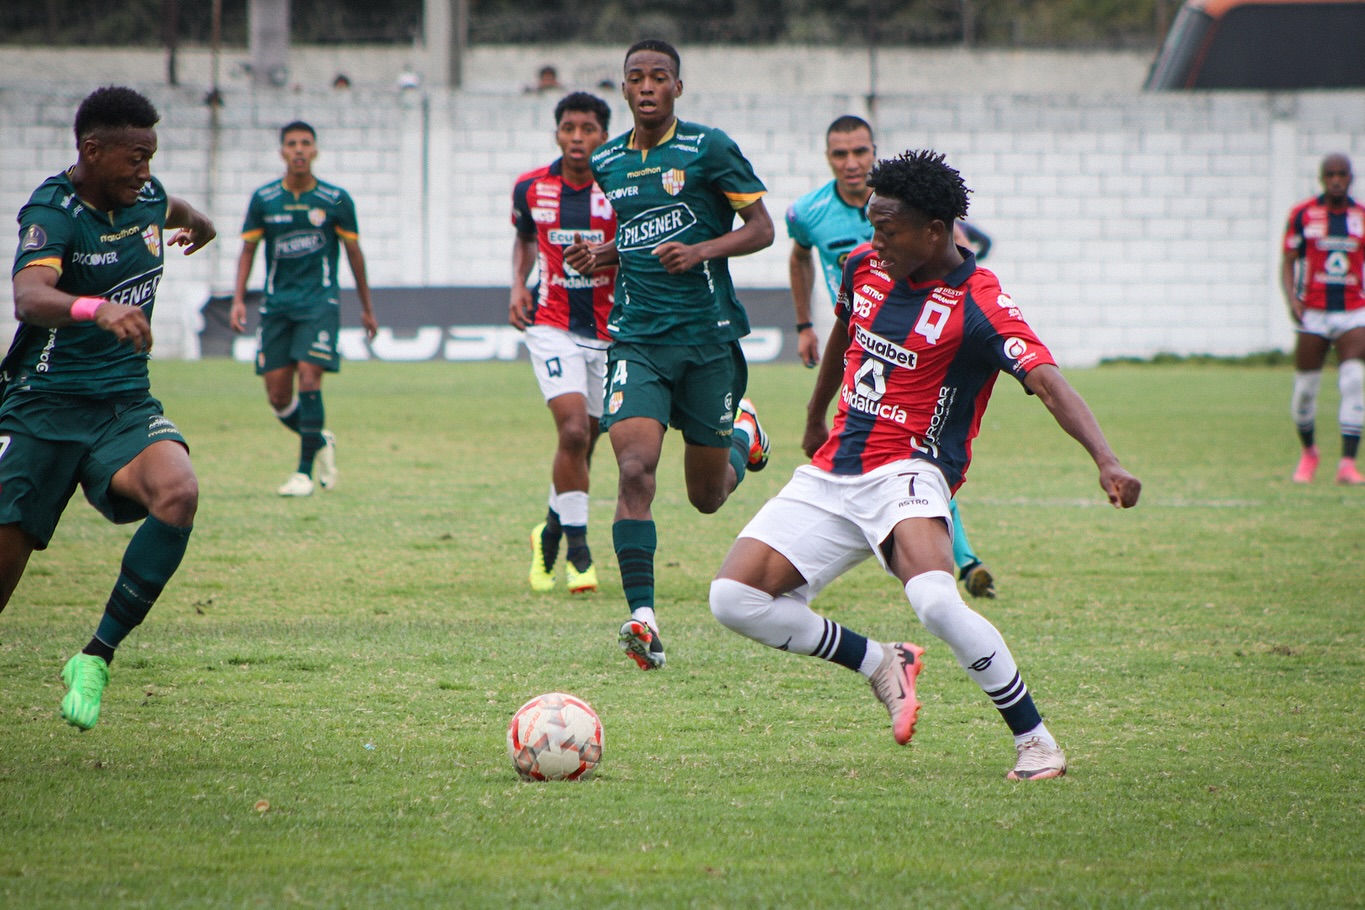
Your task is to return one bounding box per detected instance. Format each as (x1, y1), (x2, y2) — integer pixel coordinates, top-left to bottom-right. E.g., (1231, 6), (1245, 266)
(803, 319), (852, 458)
(12, 265), (152, 352)
(165, 196), (216, 255)
(1023, 363), (1141, 509)
(653, 199), (775, 275)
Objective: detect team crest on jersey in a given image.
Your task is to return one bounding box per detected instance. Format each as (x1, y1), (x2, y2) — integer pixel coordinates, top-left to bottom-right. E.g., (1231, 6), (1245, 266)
(308, 208), (327, 227)
(20, 224), (46, 251)
(661, 168), (686, 196)
(608, 391), (624, 414)
(141, 224), (161, 256)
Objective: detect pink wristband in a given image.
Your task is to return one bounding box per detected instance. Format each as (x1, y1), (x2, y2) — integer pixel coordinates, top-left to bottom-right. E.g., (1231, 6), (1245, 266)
(70, 296), (105, 321)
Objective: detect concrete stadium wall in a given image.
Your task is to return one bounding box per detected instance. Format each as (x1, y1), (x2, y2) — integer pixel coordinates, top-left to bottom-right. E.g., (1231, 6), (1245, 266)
(1, 48), (1362, 365)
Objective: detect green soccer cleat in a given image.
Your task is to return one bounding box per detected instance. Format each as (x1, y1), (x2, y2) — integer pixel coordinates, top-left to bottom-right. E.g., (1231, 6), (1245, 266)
(529, 522), (556, 592)
(60, 653), (110, 731)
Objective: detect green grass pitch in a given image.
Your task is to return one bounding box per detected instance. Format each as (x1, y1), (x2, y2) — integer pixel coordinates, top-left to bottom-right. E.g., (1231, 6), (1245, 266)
(1, 359), (1361, 908)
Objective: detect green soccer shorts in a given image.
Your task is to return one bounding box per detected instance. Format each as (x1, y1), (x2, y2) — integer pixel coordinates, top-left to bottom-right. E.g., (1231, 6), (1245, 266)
(255, 302), (342, 374)
(599, 340), (748, 448)
(0, 392), (188, 548)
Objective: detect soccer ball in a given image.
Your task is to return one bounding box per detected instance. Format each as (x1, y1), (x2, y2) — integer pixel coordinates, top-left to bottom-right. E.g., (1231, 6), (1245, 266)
(506, 692), (604, 781)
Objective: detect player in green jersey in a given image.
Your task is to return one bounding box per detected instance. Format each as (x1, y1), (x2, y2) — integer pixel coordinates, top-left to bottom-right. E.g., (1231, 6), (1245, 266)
(2, 85), (215, 730)
(229, 121), (378, 497)
(565, 39), (775, 671)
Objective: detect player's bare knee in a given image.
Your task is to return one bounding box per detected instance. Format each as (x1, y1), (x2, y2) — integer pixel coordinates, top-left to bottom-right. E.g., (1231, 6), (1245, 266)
(266, 390), (294, 412)
(688, 485), (726, 514)
(557, 420), (593, 457)
(150, 474), (199, 526)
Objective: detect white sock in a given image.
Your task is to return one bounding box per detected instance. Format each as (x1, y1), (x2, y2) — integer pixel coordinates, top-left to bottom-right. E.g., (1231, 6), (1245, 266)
(1338, 359), (1363, 438)
(904, 570), (1021, 692)
(1015, 723), (1057, 749)
(557, 490), (590, 527)
(1292, 370), (1322, 431)
(857, 641), (887, 678)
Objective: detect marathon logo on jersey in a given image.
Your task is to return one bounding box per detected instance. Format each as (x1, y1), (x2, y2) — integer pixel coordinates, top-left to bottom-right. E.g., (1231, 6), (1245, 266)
(265, 214), (293, 224)
(72, 250), (119, 266)
(274, 230), (326, 259)
(308, 208), (327, 227)
(536, 183), (561, 200)
(100, 225), (142, 243)
(142, 224), (162, 257)
(104, 271), (162, 310)
(617, 203), (697, 251)
(627, 166), (661, 179)
(20, 224), (46, 251)
(547, 229), (606, 247)
(661, 168), (686, 196)
(531, 207), (557, 224)
(854, 324), (918, 369)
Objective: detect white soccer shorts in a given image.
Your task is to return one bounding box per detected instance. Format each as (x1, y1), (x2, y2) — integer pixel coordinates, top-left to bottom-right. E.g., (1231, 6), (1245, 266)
(524, 325), (609, 417)
(1300, 307), (1365, 340)
(737, 458), (955, 596)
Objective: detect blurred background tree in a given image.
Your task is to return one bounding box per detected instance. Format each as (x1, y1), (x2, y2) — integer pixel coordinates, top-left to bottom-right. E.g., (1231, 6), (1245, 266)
(0, 0), (1171, 48)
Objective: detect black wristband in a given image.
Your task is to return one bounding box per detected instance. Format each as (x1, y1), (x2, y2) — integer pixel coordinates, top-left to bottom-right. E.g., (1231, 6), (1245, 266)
(795, 322), (813, 332)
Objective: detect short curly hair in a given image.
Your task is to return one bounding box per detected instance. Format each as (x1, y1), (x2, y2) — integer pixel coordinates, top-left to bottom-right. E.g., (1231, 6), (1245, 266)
(555, 92), (611, 132)
(74, 86), (159, 144)
(866, 150), (970, 224)
(625, 39), (681, 76)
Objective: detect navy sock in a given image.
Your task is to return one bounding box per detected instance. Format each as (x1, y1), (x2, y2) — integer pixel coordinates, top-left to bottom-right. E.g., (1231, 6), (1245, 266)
(564, 526), (591, 572)
(540, 508), (562, 571)
(1344, 434), (1360, 459)
(989, 675), (1044, 735)
(810, 619), (870, 673)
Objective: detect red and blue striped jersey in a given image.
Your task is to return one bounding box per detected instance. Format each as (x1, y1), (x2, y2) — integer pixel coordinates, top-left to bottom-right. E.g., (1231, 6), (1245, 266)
(1283, 194), (1365, 312)
(812, 244), (1056, 490)
(511, 158), (616, 341)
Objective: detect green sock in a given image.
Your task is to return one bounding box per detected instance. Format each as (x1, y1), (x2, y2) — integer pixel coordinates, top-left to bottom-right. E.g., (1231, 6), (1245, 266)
(274, 397), (302, 434)
(93, 515), (193, 652)
(612, 518), (656, 613)
(297, 390), (325, 475)
(729, 423), (751, 486)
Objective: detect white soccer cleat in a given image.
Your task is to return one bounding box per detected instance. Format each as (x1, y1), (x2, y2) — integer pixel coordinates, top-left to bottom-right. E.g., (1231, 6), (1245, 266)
(316, 430), (339, 490)
(277, 472), (315, 497)
(868, 641), (923, 745)
(1006, 736), (1068, 781)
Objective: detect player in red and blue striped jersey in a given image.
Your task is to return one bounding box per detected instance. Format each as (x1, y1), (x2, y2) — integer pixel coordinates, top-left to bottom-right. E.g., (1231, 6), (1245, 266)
(711, 150), (1141, 780)
(511, 92), (617, 594)
(1281, 153), (1365, 485)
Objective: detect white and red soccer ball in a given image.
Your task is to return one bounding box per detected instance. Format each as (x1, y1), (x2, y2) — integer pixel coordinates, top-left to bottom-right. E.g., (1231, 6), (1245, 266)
(506, 692), (604, 781)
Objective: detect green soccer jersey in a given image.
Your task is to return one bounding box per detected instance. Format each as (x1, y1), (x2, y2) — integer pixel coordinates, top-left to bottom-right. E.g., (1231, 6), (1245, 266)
(6, 171), (170, 398)
(241, 178), (358, 313)
(591, 119), (766, 344)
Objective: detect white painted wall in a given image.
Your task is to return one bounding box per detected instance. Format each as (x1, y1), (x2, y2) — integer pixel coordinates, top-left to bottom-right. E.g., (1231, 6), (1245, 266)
(1, 46), (1362, 365)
